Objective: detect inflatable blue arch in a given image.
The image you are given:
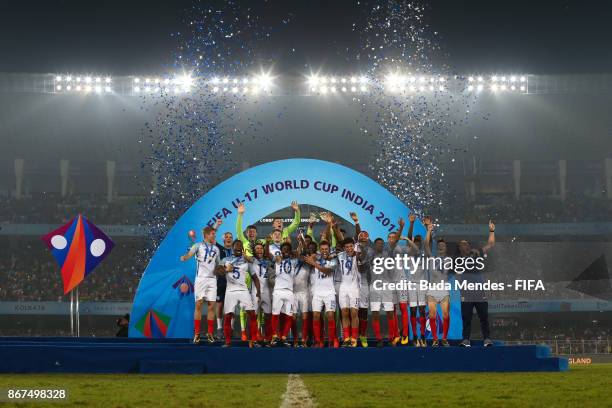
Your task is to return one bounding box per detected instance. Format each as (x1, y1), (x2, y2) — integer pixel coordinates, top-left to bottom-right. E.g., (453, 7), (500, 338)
(129, 158), (461, 339)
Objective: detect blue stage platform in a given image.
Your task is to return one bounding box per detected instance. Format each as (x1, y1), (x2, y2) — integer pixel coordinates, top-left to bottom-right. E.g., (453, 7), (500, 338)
(0, 337), (568, 374)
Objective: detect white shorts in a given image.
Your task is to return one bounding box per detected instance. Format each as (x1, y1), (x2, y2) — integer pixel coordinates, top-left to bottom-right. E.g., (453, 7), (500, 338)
(293, 290), (311, 314)
(272, 288), (294, 316)
(195, 278), (217, 302)
(250, 289), (259, 311)
(370, 301), (395, 312)
(358, 283), (369, 309)
(311, 293), (337, 313)
(338, 285), (360, 309)
(223, 290), (254, 315)
(408, 283), (426, 307)
(259, 287), (272, 314)
(426, 291), (450, 303)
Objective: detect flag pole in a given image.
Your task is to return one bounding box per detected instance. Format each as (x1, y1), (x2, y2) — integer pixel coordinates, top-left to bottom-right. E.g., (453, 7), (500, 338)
(70, 289), (74, 337)
(75, 286), (80, 337)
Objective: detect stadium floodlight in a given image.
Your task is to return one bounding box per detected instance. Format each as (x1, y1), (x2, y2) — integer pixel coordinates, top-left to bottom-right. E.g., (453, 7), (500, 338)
(520, 85), (526, 91)
(95, 85), (102, 93)
(477, 84), (484, 92)
(134, 86), (140, 92)
(85, 76), (92, 83)
(95, 77), (101, 83)
(255, 73), (272, 89)
(330, 86), (337, 93)
(510, 76), (517, 82)
(307, 75), (319, 86)
(477, 76), (483, 82)
(85, 85), (92, 92)
(222, 77), (229, 84)
(105, 77), (111, 84)
(76, 85), (82, 91)
(331, 77), (337, 84)
(359, 76), (367, 83)
(66, 85), (72, 91)
(350, 77), (357, 83)
(500, 84), (507, 91)
(439, 77), (445, 83)
(320, 85), (328, 94)
(467, 85), (474, 91)
(350, 86), (357, 92)
(56, 85), (62, 90)
(491, 84), (498, 91)
(520, 76), (526, 82)
(212, 86), (219, 93)
(66, 76), (72, 82)
(501, 76), (506, 81)
(164, 78), (171, 85)
(56, 75), (62, 81)
(492, 76), (498, 82)
(439, 85), (445, 91)
(105, 86), (111, 92)
(145, 78), (151, 84)
(428, 85), (435, 91)
(468, 76), (474, 82)
(232, 87), (238, 93)
(134, 78), (140, 83)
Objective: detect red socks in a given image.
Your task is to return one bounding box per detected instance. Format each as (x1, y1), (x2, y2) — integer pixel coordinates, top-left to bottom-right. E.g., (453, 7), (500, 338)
(388, 315), (396, 340)
(248, 311), (258, 341)
(372, 319), (382, 340)
(327, 320), (336, 344)
(194, 319), (201, 335)
(359, 318), (368, 337)
(350, 326), (358, 339)
(313, 319), (321, 343)
(419, 316), (426, 337)
(223, 314), (233, 345)
(399, 303), (409, 337)
(281, 314), (293, 338)
(207, 319), (215, 335)
(430, 317), (438, 340)
(264, 315), (272, 341)
(443, 316), (450, 339)
(291, 318), (298, 342)
(410, 315), (417, 339)
(271, 314), (279, 337)
(343, 327), (350, 340)
(302, 317), (310, 341)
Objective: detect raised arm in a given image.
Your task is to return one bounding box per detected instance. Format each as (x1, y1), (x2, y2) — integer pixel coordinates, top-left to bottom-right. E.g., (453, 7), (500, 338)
(236, 203), (248, 244)
(306, 212), (318, 244)
(396, 217), (405, 238)
(283, 201), (301, 238)
(407, 213), (416, 240)
(482, 220), (496, 254)
(304, 255), (334, 276)
(350, 212), (361, 240)
(424, 223), (434, 257)
(180, 244), (197, 262)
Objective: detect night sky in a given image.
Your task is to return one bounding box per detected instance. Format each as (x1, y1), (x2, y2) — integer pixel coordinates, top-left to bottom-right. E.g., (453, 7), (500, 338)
(0, 0), (611, 75)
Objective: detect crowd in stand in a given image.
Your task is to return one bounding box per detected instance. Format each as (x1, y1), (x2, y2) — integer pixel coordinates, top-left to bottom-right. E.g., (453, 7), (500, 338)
(2, 193), (611, 226)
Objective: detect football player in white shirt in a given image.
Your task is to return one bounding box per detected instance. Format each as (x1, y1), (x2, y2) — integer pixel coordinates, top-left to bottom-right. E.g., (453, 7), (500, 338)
(337, 237), (361, 347)
(180, 224), (225, 344)
(249, 242), (273, 344)
(424, 222), (451, 347)
(267, 229), (283, 260)
(270, 241), (302, 347)
(368, 238), (396, 347)
(406, 214), (429, 347)
(303, 240), (339, 348)
(293, 235), (315, 347)
(220, 240), (261, 347)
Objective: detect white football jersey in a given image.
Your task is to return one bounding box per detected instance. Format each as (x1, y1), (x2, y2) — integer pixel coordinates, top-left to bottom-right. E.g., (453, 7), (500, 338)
(293, 261), (312, 293)
(224, 255), (253, 291)
(249, 257), (271, 285)
(273, 257), (300, 291)
(337, 251), (360, 289)
(268, 242), (282, 260)
(311, 256), (337, 296)
(189, 242), (221, 279)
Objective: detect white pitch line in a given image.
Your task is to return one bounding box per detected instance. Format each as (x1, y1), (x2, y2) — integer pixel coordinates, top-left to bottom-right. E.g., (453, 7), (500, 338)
(280, 374), (316, 408)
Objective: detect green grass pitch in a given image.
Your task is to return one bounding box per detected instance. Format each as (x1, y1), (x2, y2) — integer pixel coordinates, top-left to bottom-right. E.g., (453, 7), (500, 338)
(0, 364), (610, 407)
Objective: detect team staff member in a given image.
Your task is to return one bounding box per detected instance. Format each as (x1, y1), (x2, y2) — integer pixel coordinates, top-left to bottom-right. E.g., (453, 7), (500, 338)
(456, 220), (496, 347)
